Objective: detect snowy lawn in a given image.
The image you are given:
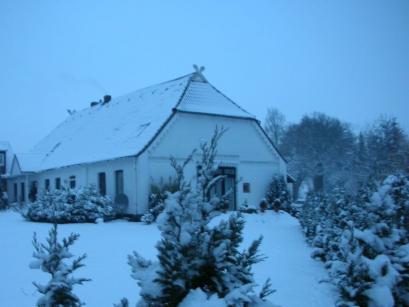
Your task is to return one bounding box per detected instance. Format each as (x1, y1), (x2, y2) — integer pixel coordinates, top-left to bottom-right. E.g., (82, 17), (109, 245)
(0, 210), (336, 306)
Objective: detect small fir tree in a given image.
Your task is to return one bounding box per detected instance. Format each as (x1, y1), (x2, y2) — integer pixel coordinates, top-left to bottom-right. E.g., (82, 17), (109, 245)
(266, 175), (291, 213)
(128, 127), (275, 306)
(30, 224), (90, 306)
(114, 298), (129, 307)
(302, 175), (409, 306)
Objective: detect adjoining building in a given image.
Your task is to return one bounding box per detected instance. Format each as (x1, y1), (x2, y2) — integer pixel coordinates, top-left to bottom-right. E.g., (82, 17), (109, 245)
(0, 141), (14, 205)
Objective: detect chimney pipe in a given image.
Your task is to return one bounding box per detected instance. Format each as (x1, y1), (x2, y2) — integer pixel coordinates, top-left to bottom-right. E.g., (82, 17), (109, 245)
(103, 95), (111, 104)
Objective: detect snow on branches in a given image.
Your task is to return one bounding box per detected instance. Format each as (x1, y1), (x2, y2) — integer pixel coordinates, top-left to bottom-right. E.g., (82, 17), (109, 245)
(300, 174), (409, 306)
(30, 224), (90, 306)
(127, 126), (275, 306)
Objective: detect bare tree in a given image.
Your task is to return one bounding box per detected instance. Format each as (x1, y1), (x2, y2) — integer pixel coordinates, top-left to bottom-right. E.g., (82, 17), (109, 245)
(263, 108), (286, 147)
(365, 116), (409, 180)
(280, 113), (355, 197)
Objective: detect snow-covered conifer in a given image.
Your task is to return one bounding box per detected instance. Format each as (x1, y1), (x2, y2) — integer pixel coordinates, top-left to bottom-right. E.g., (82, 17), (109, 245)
(30, 224), (90, 306)
(114, 298), (129, 307)
(328, 224), (373, 306)
(141, 178), (179, 224)
(265, 175), (291, 213)
(305, 175), (409, 306)
(128, 127), (275, 306)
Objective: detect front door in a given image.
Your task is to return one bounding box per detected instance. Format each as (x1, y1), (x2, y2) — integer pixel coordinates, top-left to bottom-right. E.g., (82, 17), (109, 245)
(210, 167), (236, 210)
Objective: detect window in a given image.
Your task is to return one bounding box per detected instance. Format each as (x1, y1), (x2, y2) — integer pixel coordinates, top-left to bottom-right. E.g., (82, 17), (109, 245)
(13, 183), (17, 202)
(69, 176), (76, 189)
(243, 182), (251, 193)
(44, 179), (50, 191)
(55, 177), (61, 190)
(20, 182), (25, 202)
(115, 170), (124, 195)
(98, 172), (106, 196)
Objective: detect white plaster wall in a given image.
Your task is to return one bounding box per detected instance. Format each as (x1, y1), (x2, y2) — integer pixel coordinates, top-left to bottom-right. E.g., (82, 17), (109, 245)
(7, 176), (25, 203)
(135, 152), (149, 214)
(7, 173), (36, 203)
(137, 112), (287, 210)
(17, 157), (138, 213)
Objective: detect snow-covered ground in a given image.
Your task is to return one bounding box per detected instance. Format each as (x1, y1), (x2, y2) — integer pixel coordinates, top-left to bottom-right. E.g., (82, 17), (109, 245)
(0, 210), (336, 306)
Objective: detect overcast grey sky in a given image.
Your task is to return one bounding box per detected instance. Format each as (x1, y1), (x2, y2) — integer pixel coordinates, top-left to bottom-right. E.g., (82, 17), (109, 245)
(1, 0), (408, 152)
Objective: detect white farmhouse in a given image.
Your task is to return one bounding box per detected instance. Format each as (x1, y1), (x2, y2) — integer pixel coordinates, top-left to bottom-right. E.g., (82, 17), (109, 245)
(7, 69), (287, 214)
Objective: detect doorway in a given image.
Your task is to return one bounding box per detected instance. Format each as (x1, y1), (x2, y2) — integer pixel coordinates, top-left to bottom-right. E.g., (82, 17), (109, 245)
(209, 167), (237, 210)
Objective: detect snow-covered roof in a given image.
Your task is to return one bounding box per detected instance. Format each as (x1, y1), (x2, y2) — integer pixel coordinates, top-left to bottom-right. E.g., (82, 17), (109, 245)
(0, 141), (11, 151)
(24, 71), (255, 172)
(14, 153), (43, 173)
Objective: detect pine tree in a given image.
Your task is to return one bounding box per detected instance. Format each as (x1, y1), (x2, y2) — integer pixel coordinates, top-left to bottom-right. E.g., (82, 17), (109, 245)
(128, 127), (274, 306)
(387, 175), (409, 305)
(309, 176), (408, 306)
(300, 193), (325, 243)
(329, 224), (373, 306)
(366, 117), (409, 181)
(30, 224), (90, 307)
(114, 298), (129, 307)
(265, 175), (291, 213)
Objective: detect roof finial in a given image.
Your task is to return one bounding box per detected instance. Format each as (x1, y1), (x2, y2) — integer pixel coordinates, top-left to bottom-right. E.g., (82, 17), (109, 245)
(191, 65), (207, 82)
(193, 64), (205, 73)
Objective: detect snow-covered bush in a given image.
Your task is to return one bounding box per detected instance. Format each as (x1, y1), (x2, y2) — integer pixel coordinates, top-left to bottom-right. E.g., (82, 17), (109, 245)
(259, 198), (268, 212)
(239, 200), (258, 214)
(140, 212), (155, 224)
(0, 189), (9, 210)
(127, 127), (276, 306)
(299, 193), (326, 244)
(23, 185), (115, 223)
(141, 178), (178, 224)
(300, 175), (409, 306)
(179, 287), (279, 307)
(30, 224), (90, 306)
(265, 175), (292, 214)
(0, 197), (7, 210)
(114, 298), (129, 307)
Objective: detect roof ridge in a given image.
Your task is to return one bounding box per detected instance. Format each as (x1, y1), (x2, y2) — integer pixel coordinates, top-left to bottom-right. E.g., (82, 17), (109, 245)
(52, 73), (196, 119)
(114, 72), (194, 103)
